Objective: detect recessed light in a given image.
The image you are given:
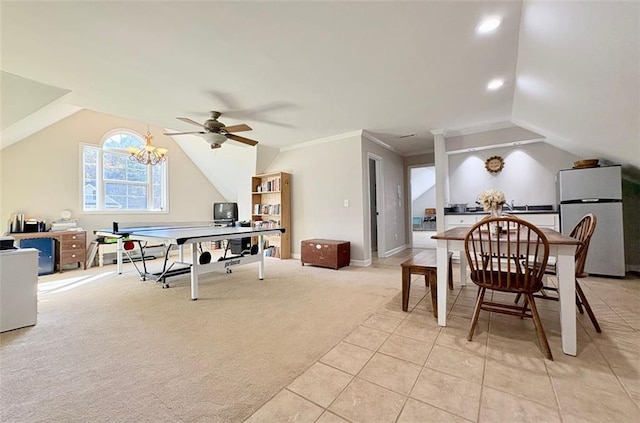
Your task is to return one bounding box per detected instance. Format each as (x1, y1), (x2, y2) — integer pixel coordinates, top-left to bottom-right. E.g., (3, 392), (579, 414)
(487, 79), (504, 90)
(476, 17), (501, 34)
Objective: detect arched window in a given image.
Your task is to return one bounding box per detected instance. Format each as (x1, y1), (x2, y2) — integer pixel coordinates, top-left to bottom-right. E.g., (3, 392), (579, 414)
(82, 130), (168, 212)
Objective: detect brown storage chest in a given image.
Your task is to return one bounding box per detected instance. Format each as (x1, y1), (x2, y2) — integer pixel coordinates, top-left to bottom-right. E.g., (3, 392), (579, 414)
(301, 239), (350, 270)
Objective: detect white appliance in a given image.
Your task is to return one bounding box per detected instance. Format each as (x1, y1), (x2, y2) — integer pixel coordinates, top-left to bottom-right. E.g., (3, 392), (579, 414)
(0, 248), (38, 332)
(558, 165), (625, 277)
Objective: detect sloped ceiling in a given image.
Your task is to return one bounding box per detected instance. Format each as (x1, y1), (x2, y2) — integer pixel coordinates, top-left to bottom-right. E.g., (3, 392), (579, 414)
(1, 1), (638, 175)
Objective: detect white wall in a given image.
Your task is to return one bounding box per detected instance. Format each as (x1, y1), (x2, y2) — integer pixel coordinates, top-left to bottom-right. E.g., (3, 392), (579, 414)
(263, 134), (366, 261)
(361, 137), (406, 260)
(0, 110), (225, 240)
(448, 142), (580, 207)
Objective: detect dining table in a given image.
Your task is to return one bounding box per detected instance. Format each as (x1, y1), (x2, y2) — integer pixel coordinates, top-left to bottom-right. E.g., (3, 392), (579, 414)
(432, 226), (582, 356)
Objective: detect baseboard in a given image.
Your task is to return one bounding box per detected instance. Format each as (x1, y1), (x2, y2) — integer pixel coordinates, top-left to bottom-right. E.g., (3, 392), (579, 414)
(383, 244), (407, 257)
(627, 264), (640, 274)
(350, 259), (370, 267)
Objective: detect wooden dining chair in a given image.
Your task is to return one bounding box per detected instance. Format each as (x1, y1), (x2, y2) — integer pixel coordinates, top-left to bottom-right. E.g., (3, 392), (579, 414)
(465, 216), (553, 360)
(515, 213), (601, 333)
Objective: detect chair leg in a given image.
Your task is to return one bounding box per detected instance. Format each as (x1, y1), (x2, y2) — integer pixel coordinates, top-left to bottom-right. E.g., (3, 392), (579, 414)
(526, 293), (553, 360)
(575, 293), (585, 314)
(575, 281), (602, 333)
(467, 287), (486, 341)
(514, 293), (522, 304)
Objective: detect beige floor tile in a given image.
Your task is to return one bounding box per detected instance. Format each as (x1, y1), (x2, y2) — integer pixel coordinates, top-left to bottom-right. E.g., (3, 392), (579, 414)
(410, 368), (482, 421)
(379, 333), (434, 366)
(485, 343), (549, 373)
(483, 357), (556, 406)
(398, 398), (473, 423)
(316, 411), (350, 423)
(245, 389), (324, 423)
(394, 319), (441, 343)
(478, 386), (561, 423)
(358, 353), (422, 396)
(425, 345), (485, 383)
(329, 378), (406, 423)
(546, 357), (626, 396)
(362, 313), (404, 333)
(320, 342), (375, 375)
(343, 325), (391, 351)
(287, 362), (353, 408)
(406, 305), (438, 322)
(436, 325), (488, 357)
(376, 303), (409, 320)
(553, 377), (640, 423)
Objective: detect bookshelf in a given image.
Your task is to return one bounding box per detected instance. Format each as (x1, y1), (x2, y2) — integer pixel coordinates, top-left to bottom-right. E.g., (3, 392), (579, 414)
(251, 171), (291, 259)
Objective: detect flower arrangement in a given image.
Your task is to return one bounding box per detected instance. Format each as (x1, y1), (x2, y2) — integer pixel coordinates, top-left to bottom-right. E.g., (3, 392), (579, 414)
(478, 189), (506, 211)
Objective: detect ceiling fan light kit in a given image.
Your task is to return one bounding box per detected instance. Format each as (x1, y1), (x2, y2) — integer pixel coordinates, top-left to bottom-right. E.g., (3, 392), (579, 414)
(203, 132), (228, 145)
(163, 111), (259, 149)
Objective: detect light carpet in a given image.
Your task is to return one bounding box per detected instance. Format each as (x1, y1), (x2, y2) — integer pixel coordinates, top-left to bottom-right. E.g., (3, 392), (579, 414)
(1, 258), (401, 422)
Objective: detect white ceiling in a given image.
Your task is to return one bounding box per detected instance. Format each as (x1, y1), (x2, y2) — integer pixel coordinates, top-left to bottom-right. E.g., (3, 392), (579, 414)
(1, 1), (638, 173)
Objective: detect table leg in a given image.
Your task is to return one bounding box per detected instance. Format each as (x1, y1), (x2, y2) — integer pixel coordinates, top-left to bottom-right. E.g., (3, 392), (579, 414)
(557, 245), (577, 356)
(459, 251), (467, 287)
(401, 267), (411, 311)
(116, 238), (123, 274)
(436, 239), (449, 326)
(190, 243), (198, 300)
(428, 271), (438, 318)
(258, 234), (264, 280)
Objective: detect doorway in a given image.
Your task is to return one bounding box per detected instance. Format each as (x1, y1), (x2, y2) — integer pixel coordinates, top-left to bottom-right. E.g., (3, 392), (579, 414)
(410, 165), (437, 248)
(369, 158), (378, 253)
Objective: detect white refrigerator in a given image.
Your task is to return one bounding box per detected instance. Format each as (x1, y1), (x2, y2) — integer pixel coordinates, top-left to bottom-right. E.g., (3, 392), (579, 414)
(558, 165), (625, 277)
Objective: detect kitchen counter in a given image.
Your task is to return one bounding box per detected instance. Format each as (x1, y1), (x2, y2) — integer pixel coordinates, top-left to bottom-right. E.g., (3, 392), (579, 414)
(445, 210), (558, 215)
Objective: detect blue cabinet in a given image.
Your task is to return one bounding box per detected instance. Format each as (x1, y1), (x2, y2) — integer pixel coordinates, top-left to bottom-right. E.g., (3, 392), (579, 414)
(18, 238), (55, 275)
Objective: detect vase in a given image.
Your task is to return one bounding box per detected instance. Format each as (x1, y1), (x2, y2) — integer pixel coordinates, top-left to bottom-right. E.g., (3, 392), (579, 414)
(490, 206), (503, 235)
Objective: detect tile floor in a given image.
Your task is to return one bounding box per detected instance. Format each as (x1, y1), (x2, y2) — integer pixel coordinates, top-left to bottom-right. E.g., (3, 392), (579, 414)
(246, 250), (640, 423)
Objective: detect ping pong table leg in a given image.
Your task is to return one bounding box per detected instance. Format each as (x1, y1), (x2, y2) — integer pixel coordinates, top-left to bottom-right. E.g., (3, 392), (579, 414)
(258, 235), (264, 280)
(116, 238), (123, 274)
(190, 243), (198, 300)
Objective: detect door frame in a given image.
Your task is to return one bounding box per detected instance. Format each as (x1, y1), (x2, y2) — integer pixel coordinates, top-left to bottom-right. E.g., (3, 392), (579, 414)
(407, 164), (435, 248)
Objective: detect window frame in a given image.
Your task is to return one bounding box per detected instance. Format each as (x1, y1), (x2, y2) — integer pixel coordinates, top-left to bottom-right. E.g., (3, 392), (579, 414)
(80, 129), (169, 214)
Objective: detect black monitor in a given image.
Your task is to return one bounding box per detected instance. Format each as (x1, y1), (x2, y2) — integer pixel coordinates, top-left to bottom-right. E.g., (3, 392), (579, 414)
(213, 202), (238, 224)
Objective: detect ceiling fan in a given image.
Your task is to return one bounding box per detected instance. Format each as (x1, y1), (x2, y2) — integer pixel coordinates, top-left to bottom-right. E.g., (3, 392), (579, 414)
(163, 111), (258, 149)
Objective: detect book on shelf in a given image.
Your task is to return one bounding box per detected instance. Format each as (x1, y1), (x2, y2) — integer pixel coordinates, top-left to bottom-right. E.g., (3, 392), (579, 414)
(253, 203), (281, 216)
(258, 177), (281, 193)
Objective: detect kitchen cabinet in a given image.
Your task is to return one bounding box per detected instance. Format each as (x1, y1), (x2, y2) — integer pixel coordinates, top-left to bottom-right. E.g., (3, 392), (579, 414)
(443, 213), (558, 258)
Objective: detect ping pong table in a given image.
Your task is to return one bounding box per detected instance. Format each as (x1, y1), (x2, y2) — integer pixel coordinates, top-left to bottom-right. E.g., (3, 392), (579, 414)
(95, 222), (286, 300)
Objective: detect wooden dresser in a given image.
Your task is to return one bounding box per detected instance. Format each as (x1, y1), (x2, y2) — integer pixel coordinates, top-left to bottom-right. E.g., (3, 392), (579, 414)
(59, 231), (86, 271)
(301, 239), (350, 270)
(11, 230), (87, 273)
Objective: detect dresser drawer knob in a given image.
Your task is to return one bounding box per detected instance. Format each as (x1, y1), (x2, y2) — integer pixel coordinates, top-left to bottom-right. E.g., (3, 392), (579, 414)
(71, 254), (76, 258)
(72, 244), (77, 248)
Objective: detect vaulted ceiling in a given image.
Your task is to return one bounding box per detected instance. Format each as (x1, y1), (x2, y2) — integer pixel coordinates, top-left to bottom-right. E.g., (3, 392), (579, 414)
(1, 1), (638, 175)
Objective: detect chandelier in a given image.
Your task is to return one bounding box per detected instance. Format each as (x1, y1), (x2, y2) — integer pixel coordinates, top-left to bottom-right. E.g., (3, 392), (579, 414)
(127, 126), (168, 165)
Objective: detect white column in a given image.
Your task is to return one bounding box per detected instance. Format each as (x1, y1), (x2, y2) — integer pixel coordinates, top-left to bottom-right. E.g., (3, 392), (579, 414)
(431, 129), (449, 234)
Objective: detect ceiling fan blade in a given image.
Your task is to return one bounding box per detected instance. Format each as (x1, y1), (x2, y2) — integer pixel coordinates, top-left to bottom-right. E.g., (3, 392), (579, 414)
(163, 131), (205, 136)
(177, 117), (205, 128)
(226, 133), (259, 146)
(222, 124), (252, 133)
